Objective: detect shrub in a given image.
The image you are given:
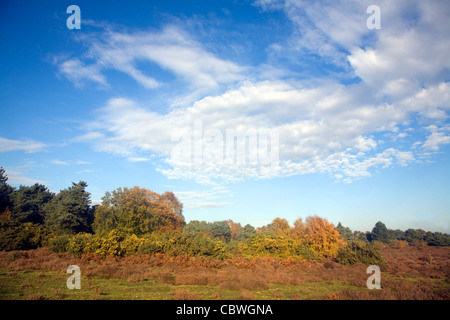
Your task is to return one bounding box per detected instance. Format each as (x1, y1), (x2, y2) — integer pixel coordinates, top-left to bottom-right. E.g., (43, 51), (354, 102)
(88, 230), (124, 257)
(372, 240), (387, 250)
(243, 235), (300, 259)
(0, 223), (50, 251)
(138, 234), (165, 255)
(67, 233), (94, 256)
(65, 231), (126, 257)
(163, 232), (228, 259)
(335, 241), (385, 266)
(392, 240), (409, 249)
(295, 245), (319, 261)
(49, 235), (71, 253)
(121, 234), (149, 255)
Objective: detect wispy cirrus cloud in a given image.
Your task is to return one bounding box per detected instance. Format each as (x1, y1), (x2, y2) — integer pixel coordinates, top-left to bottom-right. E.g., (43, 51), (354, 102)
(2, 165), (46, 186)
(55, 57), (107, 88)
(127, 156), (152, 162)
(56, 25), (244, 97)
(0, 137), (46, 153)
(51, 160), (70, 166)
(76, 160), (93, 165)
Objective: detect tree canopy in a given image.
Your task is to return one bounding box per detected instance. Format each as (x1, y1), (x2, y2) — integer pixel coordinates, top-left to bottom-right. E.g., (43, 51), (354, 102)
(0, 167), (14, 214)
(0, 166), (449, 257)
(93, 186), (185, 236)
(10, 184), (54, 224)
(45, 181), (93, 235)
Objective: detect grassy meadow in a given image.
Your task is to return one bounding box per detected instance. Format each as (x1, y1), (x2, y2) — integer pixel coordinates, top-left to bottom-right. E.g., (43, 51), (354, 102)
(0, 245), (448, 300)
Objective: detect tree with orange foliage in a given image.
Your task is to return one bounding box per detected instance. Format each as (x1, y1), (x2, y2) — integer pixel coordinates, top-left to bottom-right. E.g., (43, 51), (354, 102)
(225, 220), (243, 241)
(291, 217), (306, 240)
(291, 216), (345, 258)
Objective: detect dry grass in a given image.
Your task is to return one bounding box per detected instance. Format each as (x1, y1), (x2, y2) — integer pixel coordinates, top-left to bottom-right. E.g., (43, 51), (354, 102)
(238, 289), (256, 300)
(218, 278), (268, 291)
(170, 288), (203, 300)
(26, 294), (48, 300)
(1, 246), (449, 300)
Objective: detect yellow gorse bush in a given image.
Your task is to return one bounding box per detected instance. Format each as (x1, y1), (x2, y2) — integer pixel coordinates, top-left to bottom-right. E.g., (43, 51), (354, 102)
(59, 215), (347, 261)
(244, 235), (301, 259)
(121, 233), (150, 255)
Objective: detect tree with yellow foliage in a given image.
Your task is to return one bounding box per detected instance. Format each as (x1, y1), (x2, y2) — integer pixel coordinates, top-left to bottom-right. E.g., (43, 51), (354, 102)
(291, 216), (345, 258)
(268, 217), (291, 237)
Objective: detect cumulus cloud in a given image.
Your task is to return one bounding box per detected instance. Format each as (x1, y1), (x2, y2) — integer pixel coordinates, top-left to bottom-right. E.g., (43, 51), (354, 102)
(78, 79), (417, 184)
(67, 0), (449, 185)
(174, 187), (233, 209)
(422, 125), (450, 152)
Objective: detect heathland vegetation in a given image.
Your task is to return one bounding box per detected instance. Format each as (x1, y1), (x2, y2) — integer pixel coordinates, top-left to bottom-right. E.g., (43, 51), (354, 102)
(1, 166), (449, 265)
(1, 166), (450, 300)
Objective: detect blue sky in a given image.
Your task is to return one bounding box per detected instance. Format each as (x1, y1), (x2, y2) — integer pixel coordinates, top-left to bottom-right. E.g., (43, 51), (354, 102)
(1, 0), (449, 233)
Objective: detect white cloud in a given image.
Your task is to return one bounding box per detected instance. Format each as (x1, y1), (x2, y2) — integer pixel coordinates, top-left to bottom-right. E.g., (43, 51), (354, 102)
(81, 79), (422, 184)
(76, 169), (94, 174)
(127, 157), (152, 162)
(184, 202), (233, 209)
(422, 126), (450, 152)
(57, 25), (244, 95)
(76, 160), (93, 165)
(347, 1), (450, 92)
(7, 175), (45, 186)
(51, 160), (70, 166)
(73, 132), (105, 142)
(57, 57), (107, 88)
(0, 137), (46, 153)
(174, 187), (233, 209)
(395, 151), (415, 166)
(284, 0), (369, 57)
(66, 0), (450, 185)
(398, 83), (450, 120)
(91, 199), (102, 206)
(2, 167), (46, 186)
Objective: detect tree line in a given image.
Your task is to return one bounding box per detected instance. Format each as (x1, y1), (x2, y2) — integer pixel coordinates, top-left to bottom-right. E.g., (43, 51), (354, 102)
(337, 220), (450, 247)
(1, 167), (448, 264)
